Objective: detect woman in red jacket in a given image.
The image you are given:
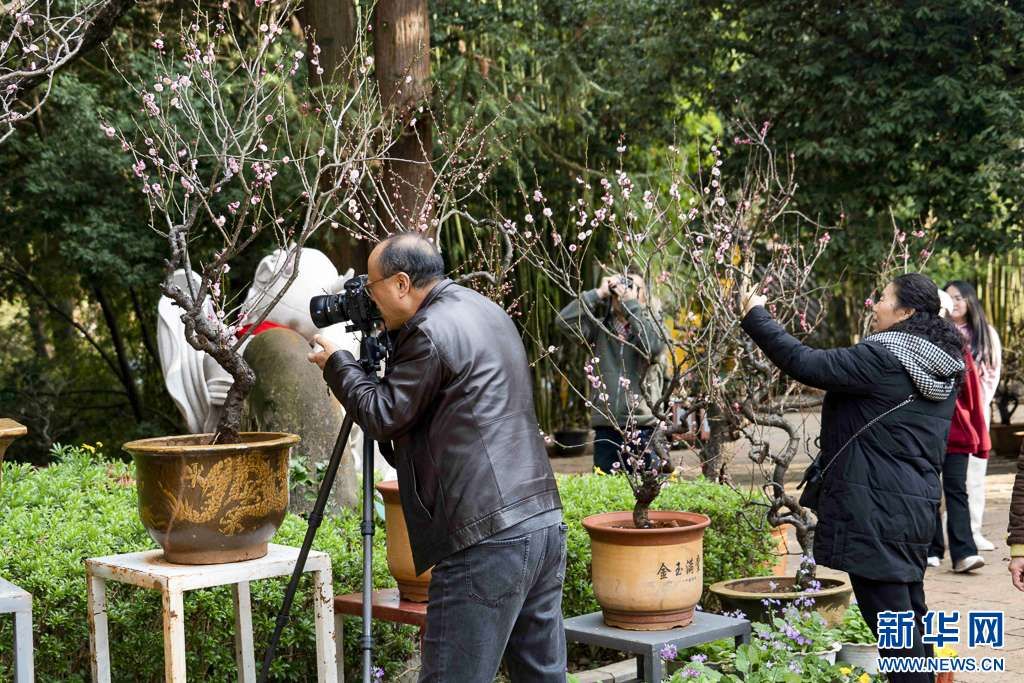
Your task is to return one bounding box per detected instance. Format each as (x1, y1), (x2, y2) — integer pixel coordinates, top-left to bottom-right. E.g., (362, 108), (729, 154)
(927, 304), (990, 572)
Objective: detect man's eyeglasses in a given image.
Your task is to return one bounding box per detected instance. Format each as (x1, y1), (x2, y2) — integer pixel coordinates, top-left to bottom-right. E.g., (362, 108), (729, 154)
(364, 273), (397, 299)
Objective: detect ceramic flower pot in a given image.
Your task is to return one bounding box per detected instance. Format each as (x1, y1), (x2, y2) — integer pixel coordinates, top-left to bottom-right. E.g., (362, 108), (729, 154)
(0, 419), (28, 491)
(124, 432), (296, 564)
(376, 480), (432, 602)
(838, 642), (879, 674)
(989, 423), (1024, 457)
(766, 523), (792, 577)
(583, 510), (711, 630)
(708, 575), (853, 627)
(798, 641), (842, 665)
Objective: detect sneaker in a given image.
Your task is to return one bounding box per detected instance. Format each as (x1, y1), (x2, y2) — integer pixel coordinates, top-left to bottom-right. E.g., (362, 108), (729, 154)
(953, 555), (985, 573)
(974, 536), (996, 551)
(927, 556), (941, 568)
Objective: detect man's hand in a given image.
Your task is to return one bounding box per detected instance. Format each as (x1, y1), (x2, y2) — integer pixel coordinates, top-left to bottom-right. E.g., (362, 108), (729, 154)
(307, 334), (339, 370)
(741, 285), (767, 317)
(1010, 557), (1024, 592)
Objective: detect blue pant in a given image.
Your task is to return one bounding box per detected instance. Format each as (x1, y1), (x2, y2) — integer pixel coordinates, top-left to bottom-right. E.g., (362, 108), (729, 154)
(417, 522), (568, 682)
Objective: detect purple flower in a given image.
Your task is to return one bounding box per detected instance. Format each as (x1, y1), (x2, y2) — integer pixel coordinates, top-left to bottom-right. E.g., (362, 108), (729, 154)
(372, 666), (384, 681)
(659, 644), (678, 661)
(690, 654), (708, 664)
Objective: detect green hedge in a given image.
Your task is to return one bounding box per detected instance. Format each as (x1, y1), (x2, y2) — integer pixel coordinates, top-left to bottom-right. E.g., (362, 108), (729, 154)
(0, 446), (415, 682)
(0, 446), (773, 681)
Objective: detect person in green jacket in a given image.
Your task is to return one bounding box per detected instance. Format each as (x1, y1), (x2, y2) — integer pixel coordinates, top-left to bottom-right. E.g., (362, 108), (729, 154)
(556, 270), (666, 473)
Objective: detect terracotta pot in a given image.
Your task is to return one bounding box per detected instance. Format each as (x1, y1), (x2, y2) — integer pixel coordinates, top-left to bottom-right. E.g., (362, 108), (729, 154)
(376, 480), (432, 602)
(0, 419), (28, 491)
(124, 432), (296, 564)
(583, 510), (711, 631)
(936, 672), (954, 683)
(767, 524), (792, 577)
(989, 423), (1024, 457)
(708, 575), (853, 627)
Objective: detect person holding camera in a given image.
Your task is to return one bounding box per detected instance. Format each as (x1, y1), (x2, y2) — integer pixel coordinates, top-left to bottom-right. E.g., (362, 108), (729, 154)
(741, 273), (964, 683)
(556, 270), (666, 474)
(308, 234), (566, 682)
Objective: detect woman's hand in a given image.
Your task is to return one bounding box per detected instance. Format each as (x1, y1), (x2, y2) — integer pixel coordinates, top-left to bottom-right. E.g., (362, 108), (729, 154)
(741, 286), (767, 317)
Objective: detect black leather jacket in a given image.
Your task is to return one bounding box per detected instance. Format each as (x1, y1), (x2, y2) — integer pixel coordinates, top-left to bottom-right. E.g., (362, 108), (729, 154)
(323, 279), (561, 574)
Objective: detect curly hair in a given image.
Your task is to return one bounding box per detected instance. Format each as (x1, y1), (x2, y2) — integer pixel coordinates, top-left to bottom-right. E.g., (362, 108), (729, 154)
(886, 273), (967, 384)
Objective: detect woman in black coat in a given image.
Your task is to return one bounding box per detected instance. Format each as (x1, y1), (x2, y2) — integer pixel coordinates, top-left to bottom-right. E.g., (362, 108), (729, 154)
(742, 273), (965, 683)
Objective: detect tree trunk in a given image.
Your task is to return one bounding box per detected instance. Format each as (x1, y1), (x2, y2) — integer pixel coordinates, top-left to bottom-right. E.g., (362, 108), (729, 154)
(300, 0), (374, 272)
(129, 287), (160, 368)
(700, 407), (731, 483)
(373, 0), (435, 235)
(26, 299), (52, 360)
(301, 0), (357, 81)
(92, 284), (144, 422)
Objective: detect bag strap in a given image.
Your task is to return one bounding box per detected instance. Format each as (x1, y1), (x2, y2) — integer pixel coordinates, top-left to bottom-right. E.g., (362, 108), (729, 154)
(812, 393), (917, 481)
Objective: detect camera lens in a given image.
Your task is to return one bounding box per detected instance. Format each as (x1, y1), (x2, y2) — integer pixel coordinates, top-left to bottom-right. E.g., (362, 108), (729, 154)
(310, 294), (348, 328)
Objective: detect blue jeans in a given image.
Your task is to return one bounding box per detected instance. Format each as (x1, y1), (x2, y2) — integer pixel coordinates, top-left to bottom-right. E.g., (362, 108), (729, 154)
(418, 522), (568, 682)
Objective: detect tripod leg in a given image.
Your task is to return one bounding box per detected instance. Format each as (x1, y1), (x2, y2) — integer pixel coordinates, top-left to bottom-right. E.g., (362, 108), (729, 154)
(361, 435), (375, 683)
(258, 413), (355, 683)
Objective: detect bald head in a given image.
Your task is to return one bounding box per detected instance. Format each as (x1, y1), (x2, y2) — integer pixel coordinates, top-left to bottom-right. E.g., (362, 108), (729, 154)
(373, 233), (445, 288)
(366, 233), (445, 329)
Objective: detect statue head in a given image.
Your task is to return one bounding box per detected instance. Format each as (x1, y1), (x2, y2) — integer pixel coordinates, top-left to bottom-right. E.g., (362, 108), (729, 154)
(243, 247), (353, 340)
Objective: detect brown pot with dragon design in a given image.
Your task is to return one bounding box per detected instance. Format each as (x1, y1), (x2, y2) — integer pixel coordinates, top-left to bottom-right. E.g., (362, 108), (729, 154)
(123, 432), (297, 564)
(0, 418), (28, 491)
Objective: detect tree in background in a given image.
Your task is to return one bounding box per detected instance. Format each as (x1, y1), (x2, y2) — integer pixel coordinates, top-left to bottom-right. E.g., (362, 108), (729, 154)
(705, 1), (1024, 335)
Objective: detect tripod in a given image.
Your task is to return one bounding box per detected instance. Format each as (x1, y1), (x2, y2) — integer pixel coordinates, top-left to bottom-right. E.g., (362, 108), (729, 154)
(259, 332), (389, 683)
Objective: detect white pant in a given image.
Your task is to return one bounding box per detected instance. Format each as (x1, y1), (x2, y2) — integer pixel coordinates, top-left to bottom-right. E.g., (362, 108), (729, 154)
(966, 454), (988, 539)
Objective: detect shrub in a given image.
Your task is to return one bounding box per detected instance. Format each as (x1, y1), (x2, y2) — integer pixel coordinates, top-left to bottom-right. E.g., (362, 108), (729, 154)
(0, 448), (773, 681)
(0, 445), (415, 682)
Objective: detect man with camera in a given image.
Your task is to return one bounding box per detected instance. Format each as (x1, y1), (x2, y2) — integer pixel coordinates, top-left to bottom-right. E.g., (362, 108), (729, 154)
(556, 269), (666, 474)
(308, 234), (566, 682)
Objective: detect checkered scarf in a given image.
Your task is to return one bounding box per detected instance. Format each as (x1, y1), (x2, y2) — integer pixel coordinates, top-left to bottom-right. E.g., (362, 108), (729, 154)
(868, 331), (965, 401)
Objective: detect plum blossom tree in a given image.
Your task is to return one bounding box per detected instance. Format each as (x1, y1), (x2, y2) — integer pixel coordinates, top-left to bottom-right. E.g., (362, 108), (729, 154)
(497, 123), (937, 587)
(498, 124), (835, 538)
(1, 0), (135, 144)
(105, 0), (485, 444)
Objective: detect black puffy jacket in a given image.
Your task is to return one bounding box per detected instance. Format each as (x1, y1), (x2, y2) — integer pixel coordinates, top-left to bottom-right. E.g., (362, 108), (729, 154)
(742, 307), (958, 582)
(324, 279), (561, 574)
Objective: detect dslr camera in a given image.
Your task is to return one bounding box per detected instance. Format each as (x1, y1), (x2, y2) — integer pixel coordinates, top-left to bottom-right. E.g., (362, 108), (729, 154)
(610, 274), (634, 295)
(309, 274), (382, 334)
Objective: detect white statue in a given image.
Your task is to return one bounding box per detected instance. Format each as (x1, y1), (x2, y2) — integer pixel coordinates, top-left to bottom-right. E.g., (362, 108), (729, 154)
(156, 247), (394, 481)
(156, 270), (234, 434)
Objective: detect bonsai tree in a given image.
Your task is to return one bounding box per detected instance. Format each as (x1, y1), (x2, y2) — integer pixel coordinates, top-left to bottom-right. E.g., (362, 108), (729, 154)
(497, 123), (835, 533)
(105, 1), (481, 444)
